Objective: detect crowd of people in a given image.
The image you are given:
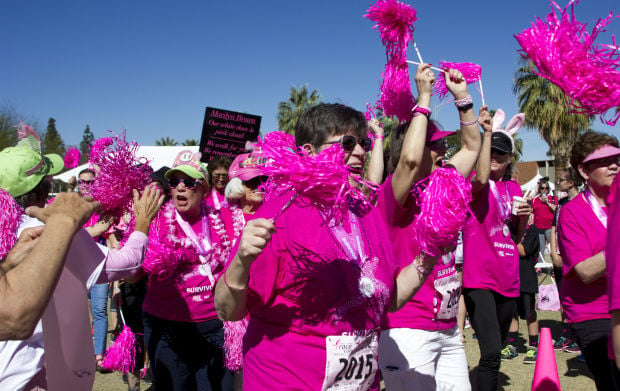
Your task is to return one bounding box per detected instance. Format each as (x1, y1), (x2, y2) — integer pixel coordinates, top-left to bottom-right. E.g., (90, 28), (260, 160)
(0, 64), (619, 391)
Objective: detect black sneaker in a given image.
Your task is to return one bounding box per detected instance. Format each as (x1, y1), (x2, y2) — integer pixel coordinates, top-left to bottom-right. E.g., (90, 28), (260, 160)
(523, 347), (537, 364)
(501, 345), (518, 360)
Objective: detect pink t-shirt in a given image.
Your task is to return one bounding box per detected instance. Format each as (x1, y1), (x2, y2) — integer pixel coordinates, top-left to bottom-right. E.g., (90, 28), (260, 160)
(142, 202), (229, 323)
(376, 175), (459, 330)
(238, 192), (397, 391)
(532, 195), (558, 230)
(462, 180), (522, 297)
(557, 193), (609, 323)
(205, 187), (228, 210)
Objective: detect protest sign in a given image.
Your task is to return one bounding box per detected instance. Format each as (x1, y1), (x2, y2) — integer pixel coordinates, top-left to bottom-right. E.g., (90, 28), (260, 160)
(199, 107), (261, 163)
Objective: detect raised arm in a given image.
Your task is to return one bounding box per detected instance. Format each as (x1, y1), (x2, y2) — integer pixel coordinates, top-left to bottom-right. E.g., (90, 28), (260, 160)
(390, 252), (438, 311)
(365, 118), (385, 187)
(0, 193), (99, 340)
(470, 106), (493, 192)
(445, 69), (481, 178)
(391, 64), (435, 205)
(215, 218), (275, 321)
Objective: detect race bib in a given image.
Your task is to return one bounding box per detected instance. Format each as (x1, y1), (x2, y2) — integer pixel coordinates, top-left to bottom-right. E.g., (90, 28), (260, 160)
(434, 273), (461, 320)
(322, 332), (378, 390)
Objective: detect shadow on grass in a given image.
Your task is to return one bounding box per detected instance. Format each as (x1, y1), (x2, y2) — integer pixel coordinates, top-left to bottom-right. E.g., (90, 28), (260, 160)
(564, 356), (593, 380)
(469, 367), (511, 390)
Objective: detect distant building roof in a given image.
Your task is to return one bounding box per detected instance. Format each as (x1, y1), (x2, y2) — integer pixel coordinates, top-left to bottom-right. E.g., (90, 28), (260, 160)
(513, 161), (540, 186)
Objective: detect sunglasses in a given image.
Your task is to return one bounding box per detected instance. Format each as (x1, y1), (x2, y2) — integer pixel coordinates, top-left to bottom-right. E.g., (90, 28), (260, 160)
(78, 179), (94, 185)
(491, 148), (510, 156)
(212, 174), (228, 179)
(427, 138), (447, 151)
(244, 176), (269, 189)
(169, 178), (203, 189)
(540, 186), (549, 190)
(326, 135), (372, 152)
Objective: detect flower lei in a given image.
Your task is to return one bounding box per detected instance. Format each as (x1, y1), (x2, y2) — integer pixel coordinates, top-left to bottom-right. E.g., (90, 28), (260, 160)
(229, 203), (246, 246)
(145, 201), (232, 280)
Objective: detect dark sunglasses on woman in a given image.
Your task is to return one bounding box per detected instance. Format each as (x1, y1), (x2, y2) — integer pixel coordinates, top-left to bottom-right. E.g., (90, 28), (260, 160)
(169, 177), (203, 189)
(325, 135), (372, 152)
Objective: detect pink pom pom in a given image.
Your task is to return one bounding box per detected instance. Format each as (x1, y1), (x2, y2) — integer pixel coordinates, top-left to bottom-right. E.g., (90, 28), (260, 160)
(88, 132), (151, 216)
(257, 131), (378, 222)
(514, 1), (620, 125)
(90, 137), (113, 163)
(17, 121), (40, 142)
(413, 167), (472, 257)
(224, 317), (249, 371)
(63, 147), (81, 169)
(0, 189), (23, 260)
(433, 61), (482, 100)
(366, 0), (418, 122)
(101, 325), (138, 373)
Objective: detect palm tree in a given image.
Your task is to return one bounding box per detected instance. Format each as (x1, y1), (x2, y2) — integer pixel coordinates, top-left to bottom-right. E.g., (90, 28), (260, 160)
(182, 139), (199, 146)
(513, 58), (593, 177)
(277, 85), (322, 134)
(155, 137), (178, 146)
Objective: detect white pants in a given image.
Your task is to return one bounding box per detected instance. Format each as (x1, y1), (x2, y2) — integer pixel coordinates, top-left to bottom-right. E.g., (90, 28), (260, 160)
(379, 326), (471, 391)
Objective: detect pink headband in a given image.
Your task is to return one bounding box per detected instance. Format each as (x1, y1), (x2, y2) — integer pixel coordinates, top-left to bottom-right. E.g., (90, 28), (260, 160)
(582, 144), (620, 164)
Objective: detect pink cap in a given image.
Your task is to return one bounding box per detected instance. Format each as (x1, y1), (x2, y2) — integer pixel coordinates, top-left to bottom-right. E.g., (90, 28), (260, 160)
(582, 144), (620, 164)
(426, 122), (456, 143)
(229, 149), (269, 181)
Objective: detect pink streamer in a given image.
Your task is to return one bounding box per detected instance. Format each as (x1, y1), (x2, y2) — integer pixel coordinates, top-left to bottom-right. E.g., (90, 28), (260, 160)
(365, 0), (418, 122)
(433, 61), (482, 100)
(63, 147), (81, 169)
(17, 121), (40, 142)
(257, 131), (378, 222)
(0, 189), (23, 260)
(224, 317), (249, 371)
(413, 167), (472, 257)
(514, 1), (620, 125)
(101, 325), (138, 373)
(88, 132), (151, 217)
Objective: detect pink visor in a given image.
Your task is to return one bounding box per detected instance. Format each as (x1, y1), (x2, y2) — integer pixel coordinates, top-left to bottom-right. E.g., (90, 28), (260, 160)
(582, 144), (620, 164)
(229, 151), (269, 181)
(427, 126), (457, 143)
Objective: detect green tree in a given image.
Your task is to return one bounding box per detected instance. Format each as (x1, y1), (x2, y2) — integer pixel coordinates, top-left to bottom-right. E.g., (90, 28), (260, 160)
(182, 139), (199, 146)
(155, 137), (178, 146)
(277, 85), (322, 134)
(79, 125), (95, 163)
(42, 117), (66, 155)
(513, 58), (593, 175)
(0, 108), (19, 150)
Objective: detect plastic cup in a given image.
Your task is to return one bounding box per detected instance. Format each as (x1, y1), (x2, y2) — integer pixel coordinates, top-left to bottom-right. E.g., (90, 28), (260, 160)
(512, 196), (527, 215)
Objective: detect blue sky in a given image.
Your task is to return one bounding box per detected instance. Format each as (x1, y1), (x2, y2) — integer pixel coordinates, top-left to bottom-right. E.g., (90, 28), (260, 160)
(1, 0), (618, 162)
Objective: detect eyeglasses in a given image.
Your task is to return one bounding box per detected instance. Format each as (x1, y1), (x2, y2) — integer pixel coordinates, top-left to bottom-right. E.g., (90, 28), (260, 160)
(78, 179), (94, 185)
(212, 174), (228, 179)
(325, 135), (372, 152)
(427, 138), (447, 151)
(169, 178), (203, 189)
(540, 186), (549, 190)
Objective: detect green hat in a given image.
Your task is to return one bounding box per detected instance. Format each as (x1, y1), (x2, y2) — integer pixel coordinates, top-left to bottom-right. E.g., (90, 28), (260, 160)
(0, 123), (64, 197)
(164, 150), (206, 181)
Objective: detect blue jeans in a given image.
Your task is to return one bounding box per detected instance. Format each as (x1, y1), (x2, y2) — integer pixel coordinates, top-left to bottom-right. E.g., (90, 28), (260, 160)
(89, 283), (109, 356)
(143, 312), (233, 391)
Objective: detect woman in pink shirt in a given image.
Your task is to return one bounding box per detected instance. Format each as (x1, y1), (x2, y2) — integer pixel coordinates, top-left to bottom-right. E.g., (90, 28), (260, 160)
(608, 175), (620, 370)
(531, 177), (558, 254)
(140, 150), (237, 391)
(558, 131), (620, 390)
(215, 103), (440, 391)
(376, 64), (481, 391)
(206, 156), (232, 211)
(461, 109), (532, 391)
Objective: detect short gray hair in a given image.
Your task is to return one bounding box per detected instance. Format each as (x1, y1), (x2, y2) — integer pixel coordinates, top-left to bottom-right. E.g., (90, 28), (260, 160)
(225, 177), (245, 200)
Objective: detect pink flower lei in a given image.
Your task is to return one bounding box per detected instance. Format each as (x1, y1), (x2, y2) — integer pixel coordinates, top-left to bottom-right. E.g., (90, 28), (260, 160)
(144, 201), (240, 280)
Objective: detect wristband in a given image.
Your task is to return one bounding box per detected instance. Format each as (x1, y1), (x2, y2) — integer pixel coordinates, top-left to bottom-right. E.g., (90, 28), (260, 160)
(374, 134), (384, 141)
(459, 119), (478, 126)
(454, 96), (474, 112)
(412, 253), (434, 276)
(412, 104), (431, 118)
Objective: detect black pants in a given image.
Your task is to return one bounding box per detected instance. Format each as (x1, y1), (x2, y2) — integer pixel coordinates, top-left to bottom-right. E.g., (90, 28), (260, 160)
(464, 288), (517, 391)
(570, 318), (620, 391)
(143, 312), (233, 391)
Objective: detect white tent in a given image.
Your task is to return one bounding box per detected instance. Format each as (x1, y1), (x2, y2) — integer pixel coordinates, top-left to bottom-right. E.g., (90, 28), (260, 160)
(54, 146), (199, 182)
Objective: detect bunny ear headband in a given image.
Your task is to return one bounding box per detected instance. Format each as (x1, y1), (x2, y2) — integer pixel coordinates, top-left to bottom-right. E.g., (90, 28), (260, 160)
(491, 109), (525, 154)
